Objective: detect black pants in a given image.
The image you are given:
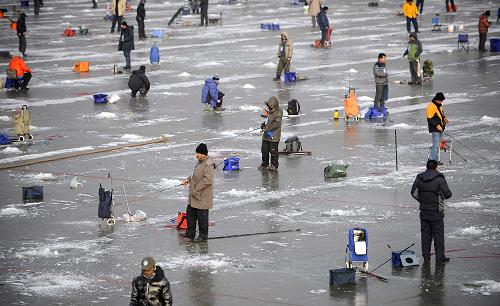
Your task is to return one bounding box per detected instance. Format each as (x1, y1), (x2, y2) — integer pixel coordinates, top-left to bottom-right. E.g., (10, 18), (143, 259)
(409, 60), (420, 84)
(416, 0), (424, 14)
(200, 3), (208, 26)
(34, 0), (41, 15)
(445, 0), (455, 11)
(374, 85), (388, 108)
(131, 86), (147, 97)
(186, 205), (209, 239)
(137, 20), (146, 39)
(261, 140), (279, 168)
(15, 72), (31, 89)
(479, 32), (487, 51)
(320, 27), (327, 45)
(18, 34), (26, 55)
(111, 15), (123, 33)
(406, 17), (418, 33)
(92, 0), (97, 8)
(420, 218), (445, 260)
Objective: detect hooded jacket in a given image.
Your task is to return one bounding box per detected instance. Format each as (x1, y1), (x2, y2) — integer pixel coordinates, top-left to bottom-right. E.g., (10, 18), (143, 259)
(277, 32), (293, 61)
(130, 266), (172, 306)
(120, 25), (135, 52)
(411, 169), (452, 220)
(8, 56), (31, 78)
(478, 14), (490, 33)
(373, 61), (388, 85)
(111, 0), (127, 17)
(188, 156), (215, 210)
(201, 78), (219, 108)
(136, 1), (145, 21)
(262, 96), (283, 143)
(403, 33), (422, 61)
(128, 66), (150, 91)
(403, 1), (418, 19)
(17, 13), (27, 35)
(426, 101), (446, 133)
(317, 9), (329, 30)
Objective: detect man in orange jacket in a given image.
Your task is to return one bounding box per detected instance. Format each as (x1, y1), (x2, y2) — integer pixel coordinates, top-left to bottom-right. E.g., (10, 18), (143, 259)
(8, 53), (32, 90)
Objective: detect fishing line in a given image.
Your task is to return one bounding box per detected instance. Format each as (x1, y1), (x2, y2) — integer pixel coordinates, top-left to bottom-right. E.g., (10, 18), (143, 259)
(443, 131), (489, 161)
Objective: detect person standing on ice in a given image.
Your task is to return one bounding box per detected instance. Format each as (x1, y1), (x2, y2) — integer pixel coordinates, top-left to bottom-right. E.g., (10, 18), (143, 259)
(426, 92), (448, 164)
(136, 0), (147, 40)
(373, 53), (388, 110)
(199, 0), (209, 27)
(259, 96), (283, 171)
(478, 11), (492, 52)
(403, 0), (419, 33)
(317, 6), (330, 48)
(201, 74), (224, 111)
(411, 159), (452, 263)
(119, 21), (135, 70)
(403, 32), (422, 85)
(180, 143), (215, 242)
(274, 32), (293, 82)
(16, 13), (27, 58)
(306, 0), (321, 28)
(110, 0), (126, 33)
(130, 256), (173, 306)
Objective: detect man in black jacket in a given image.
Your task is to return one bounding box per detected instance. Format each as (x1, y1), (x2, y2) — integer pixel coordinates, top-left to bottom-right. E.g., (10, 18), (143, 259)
(130, 257), (172, 306)
(16, 13), (27, 58)
(411, 160), (452, 263)
(119, 21), (135, 69)
(136, 0), (147, 40)
(200, 0), (209, 27)
(128, 66), (150, 97)
(317, 6), (329, 47)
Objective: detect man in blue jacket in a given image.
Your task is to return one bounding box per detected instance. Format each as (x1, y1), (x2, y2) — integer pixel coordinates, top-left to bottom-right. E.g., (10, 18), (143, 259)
(201, 74), (224, 111)
(411, 160), (452, 263)
(317, 6), (329, 47)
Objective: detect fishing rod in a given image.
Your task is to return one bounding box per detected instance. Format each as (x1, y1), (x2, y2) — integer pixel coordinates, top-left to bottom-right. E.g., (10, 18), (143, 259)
(209, 126), (263, 146)
(357, 269), (388, 282)
(122, 185), (133, 217)
(207, 228), (301, 240)
(369, 242), (415, 274)
(443, 142), (468, 162)
(443, 131), (489, 161)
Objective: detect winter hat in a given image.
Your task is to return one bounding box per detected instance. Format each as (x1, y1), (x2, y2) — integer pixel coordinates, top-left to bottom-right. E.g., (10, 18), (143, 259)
(196, 143), (208, 155)
(323, 6), (328, 10)
(141, 257), (155, 271)
(213, 74), (220, 81)
(432, 92), (446, 102)
(410, 32), (417, 39)
(139, 65), (146, 72)
(484, 11), (490, 16)
(121, 21), (128, 26)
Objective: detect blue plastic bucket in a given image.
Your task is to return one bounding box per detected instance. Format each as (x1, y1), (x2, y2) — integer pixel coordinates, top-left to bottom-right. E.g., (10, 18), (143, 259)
(490, 38), (500, 52)
(93, 94), (108, 104)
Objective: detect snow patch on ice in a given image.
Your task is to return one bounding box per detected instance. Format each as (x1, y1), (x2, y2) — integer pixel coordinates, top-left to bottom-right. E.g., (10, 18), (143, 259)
(119, 134), (149, 142)
(178, 72), (191, 77)
(2, 147), (22, 155)
(194, 61), (224, 68)
(457, 226), (484, 236)
(310, 289), (327, 294)
(239, 105), (261, 112)
(159, 254), (231, 270)
(222, 189), (260, 197)
(27, 172), (58, 181)
(323, 209), (357, 217)
(480, 116), (500, 125)
(357, 96), (373, 102)
(389, 123), (415, 129)
(242, 83), (256, 89)
(0, 115), (11, 121)
(14, 273), (91, 296)
(448, 201), (481, 208)
(154, 178), (181, 189)
(108, 94), (120, 103)
(348, 68), (358, 73)
(95, 112), (117, 119)
(263, 62), (277, 68)
(262, 241), (288, 247)
(462, 280), (500, 295)
(0, 206), (28, 217)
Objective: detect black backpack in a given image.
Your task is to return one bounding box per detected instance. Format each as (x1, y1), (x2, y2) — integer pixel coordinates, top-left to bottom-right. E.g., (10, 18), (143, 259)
(98, 184), (114, 219)
(287, 99), (301, 115)
(285, 136), (302, 152)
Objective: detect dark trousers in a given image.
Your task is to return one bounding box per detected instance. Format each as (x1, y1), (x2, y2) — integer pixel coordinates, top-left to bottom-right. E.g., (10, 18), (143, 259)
(15, 72), (32, 89)
(416, 0), (424, 14)
(409, 60), (420, 84)
(123, 49), (131, 68)
(420, 218), (445, 260)
(137, 20), (146, 39)
(186, 205), (209, 239)
(200, 3), (208, 26)
(131, 86), (147, 97)
(276, 57), (289, 78)
(18, 34), (26, 55)
(406, 17), (418, 33)
(445, 0), (455, 11)
(261, 140), (279, 168)
(479, 32), (487, 51)
(92, 0), (97, 8)
(34, 0), (41, 15)
(111, 15), (123, 33)
(374, 84), (388, 108)
(320, 27), (327, 45)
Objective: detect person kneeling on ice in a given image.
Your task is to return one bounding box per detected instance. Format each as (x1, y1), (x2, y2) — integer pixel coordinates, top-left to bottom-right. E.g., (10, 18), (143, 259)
(201, 74), (224, 111)
(128, 65), (150, 97)
(7, 52), (32, 91)
(259, 96), (283, 171)
(411, 160), (452, 263)
(180, 143), (215, 242)
(426, 92), (448, 165)
(130, 256), (173, 306)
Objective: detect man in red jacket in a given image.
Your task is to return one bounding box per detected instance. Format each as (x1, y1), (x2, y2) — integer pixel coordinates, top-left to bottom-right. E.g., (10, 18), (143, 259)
(478, 11), (492, 52)
(7, 53), (32, 91)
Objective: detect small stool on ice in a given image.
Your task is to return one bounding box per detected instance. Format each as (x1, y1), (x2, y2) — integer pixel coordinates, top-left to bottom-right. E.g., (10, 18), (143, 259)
(457, 34), (469, 53)
(345, 228), (368, 271)
(432, 16), (442, 31)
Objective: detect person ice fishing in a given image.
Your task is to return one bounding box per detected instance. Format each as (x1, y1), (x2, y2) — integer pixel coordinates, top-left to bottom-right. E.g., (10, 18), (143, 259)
(34, 0), (42, 16)
(373, 53), (388, 110)
(8, 52), (32, 91)
(16, 13), (27, 58)
(130, 257), (173, 306)
(201, 74), (224, 111)
(259, 96), (283, 171)
(445, 0), (456, 12)
(411, 159), (452, 263)
(110, 0), (126, 33)
(403, 32), (422, 85)
(274, 32), (293, 82)
(119, 21), (135, 70)
(306, 0), (321, 28)
(426, 92), (448, 164)
(403, 0), (419, 33)
(317, 6), (330, 48)
(199, 0), (209, 27)
(180, 143), (215, 242)
(136, 0), (147, 40)
(478, 11), (492, 52)
(128, 66), (150, 97)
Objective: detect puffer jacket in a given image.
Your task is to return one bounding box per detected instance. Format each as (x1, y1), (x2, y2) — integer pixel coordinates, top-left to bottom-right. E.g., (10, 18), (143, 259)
(478, 14), (490, 33)
(411, 169), (452, 220)
(426, 101), (446, 133)
(136, 1), (145, 21)
(130, 266), (172, 306)
(403, 1), (418, 19)
(201, 78), (219, 107)
(188, 156), (215, 210)
(373, 62), (388, 85)
(111, 0), (127, 17)
(277, 32), (293, 60)
(120, 25), (135, 52)
(8, 56), (31, 78)
(128, 66), (150, 91)
(262, 96), (283, 143)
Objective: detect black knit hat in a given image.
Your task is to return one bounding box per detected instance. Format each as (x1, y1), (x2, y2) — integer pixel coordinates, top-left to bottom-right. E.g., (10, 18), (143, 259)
(432, 92), (446, 102)
(121, 21), (128, 26)
(196, 143), (208, 155)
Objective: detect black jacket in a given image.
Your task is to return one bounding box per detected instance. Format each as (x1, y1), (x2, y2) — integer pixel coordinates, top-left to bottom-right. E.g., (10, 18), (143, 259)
(120, 26), (135, 52)
(411, 169), (452, 220)
(130, 266), (172, 306)
(128, 67), (150, 91)
(317, 9), (329, 30)
(17, 13), (27, 35)
(136, 2), (145, 21)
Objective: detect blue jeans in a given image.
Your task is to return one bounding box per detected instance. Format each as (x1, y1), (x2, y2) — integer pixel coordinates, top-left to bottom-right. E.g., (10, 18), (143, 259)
(430, 132), (442, 161)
